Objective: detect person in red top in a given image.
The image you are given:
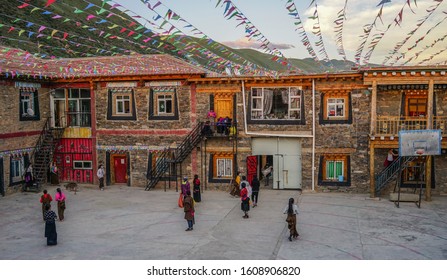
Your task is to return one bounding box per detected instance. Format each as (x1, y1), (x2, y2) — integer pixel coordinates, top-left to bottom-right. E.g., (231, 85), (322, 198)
(55, 188), (66, 221)
(40, 189), (53, 221)
(240, 183), (250, 219)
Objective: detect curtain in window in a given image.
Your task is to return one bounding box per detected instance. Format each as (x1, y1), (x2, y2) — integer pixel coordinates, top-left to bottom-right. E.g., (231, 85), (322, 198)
(336, 162), (343, 177)
(327, 161), (334, 178)
(263, 89), (273, 116)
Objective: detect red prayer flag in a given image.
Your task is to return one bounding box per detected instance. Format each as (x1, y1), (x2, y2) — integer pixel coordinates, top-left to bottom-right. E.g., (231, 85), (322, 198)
(45, 0), (57, 7)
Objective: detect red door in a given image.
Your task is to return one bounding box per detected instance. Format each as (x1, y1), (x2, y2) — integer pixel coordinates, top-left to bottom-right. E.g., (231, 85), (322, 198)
(114, 156), (127, 183)
(246, 156), (258, 185)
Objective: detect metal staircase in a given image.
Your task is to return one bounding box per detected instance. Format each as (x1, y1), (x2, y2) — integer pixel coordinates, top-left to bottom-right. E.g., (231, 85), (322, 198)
(375, 156), (416, 196)
(27, 118), (64, 190)
(145, 122), (205, 190)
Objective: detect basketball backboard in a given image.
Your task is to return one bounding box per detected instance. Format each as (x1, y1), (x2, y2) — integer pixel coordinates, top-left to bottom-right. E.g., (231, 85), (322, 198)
(398, 130), (442, 156)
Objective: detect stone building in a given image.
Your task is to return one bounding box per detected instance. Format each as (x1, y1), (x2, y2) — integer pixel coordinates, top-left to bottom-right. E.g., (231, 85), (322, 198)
(1, 51), (447, 199)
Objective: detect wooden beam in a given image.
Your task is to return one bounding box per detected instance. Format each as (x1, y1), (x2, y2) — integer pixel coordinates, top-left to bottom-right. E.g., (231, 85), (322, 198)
(371, 80), (377, 136)
(426, 156), (432, 202)
(370, 142), (375, 198)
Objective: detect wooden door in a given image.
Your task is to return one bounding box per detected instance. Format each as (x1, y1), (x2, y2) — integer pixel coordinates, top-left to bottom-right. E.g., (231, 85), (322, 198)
(215, 97), (233, 120)
(114, 156), (127, 183)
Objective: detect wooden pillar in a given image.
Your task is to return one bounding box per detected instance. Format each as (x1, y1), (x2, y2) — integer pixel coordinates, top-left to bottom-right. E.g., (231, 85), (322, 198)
(369, 80), (377, 198)
(426, 156), (432, 201)
(426, 79), (434, 201)
(370, 80), (377, 135)
(90, 80), (98, 185)
(369, 142), (375, 198)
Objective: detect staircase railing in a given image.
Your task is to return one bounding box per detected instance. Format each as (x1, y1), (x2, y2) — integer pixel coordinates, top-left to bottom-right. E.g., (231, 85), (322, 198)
(29, 118), (65, 186)
(375, 156), (416, 196)
(145, 122), (205, 190)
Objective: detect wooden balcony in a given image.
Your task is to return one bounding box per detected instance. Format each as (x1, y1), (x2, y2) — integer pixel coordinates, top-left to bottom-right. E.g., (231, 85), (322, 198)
(375, 116), (447, 137)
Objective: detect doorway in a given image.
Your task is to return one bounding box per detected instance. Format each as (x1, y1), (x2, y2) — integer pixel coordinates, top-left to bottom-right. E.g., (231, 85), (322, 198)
(112, 155), (127, 184)
(251, 138), (302, 189)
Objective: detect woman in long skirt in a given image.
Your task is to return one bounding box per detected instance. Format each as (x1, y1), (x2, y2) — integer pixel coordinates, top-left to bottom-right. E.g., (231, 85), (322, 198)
(193, 174), (201, 202)
(55, 188), (66, 221)
(240, 183), (250, 218)
(283, 197), (299, 241)
(44, 204), (58, 246)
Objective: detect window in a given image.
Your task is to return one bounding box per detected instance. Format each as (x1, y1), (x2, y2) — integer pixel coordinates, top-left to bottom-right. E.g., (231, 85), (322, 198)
(116, 95), (130, 114)
(212, 154), (233, 179)
(318, 155), (350, 186)
(52, 88), (91, 127)
(321, 93), (351, 124)
(407, 98), (427, 117)
(107, 89), (136, 120)
(157, 94), (173, 115)
(326, 160), (344, 180)
(11, 157), (25, 183)
(73, 161), (92, 170)
(216, 158), (232, 178)
(327, 98), (345, 117)
(250, 87), (302, 121)
(149, 88), (179, 120)
(19, 89), (40, 121)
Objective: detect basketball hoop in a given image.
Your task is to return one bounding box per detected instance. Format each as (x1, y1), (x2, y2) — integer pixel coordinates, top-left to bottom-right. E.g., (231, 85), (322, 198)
(415, 149), (425, 155)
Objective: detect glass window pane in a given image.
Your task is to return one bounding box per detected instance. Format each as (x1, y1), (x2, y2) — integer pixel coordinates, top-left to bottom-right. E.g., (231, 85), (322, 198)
(80, 89), (90, 98)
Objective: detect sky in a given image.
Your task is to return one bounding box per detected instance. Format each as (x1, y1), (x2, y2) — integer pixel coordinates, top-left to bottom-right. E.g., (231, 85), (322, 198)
(80, 1), (447, 66)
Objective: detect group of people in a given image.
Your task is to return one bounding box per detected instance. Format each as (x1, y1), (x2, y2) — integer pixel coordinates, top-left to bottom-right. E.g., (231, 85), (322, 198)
(180, 175), (201, 231)
(39, 188), (67, 246)
(230, 171), (301, 241)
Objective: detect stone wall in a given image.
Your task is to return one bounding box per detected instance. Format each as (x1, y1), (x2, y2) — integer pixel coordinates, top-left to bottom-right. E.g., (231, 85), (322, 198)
(0, 80), (51, 195)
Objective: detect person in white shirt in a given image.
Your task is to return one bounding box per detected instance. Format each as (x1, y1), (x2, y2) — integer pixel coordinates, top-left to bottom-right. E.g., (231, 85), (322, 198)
(283, 197), (299, 241)
(97, 165), (105, 190)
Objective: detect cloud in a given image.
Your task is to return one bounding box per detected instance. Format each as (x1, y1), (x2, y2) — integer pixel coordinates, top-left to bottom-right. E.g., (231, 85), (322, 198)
(222, 37), (295, 50)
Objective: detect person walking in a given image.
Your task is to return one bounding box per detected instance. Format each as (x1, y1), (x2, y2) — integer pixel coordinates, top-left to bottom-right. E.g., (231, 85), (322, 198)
(97, 164), (105, 190)
(230, 171), (241, 197)
(283, 197), (299, 241)
(24, 164), (34, 190)
(251, 175), (260, 207)
(55, 188), (66, 222)
(181, 176), (191, 199)
(262, 164), (273, 186)
(240, 183), (250, 219)
(183, 190), (195, 231)
(384, 149), (398, 167)
(40, 189), (52, 221)
(193, 174), (201, 202)
(44, 204), (58, 246)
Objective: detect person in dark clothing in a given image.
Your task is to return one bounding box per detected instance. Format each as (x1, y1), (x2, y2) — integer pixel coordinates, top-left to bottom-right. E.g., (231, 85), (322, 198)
(44, 204), (58, 245)
(193, 174), (201, 202)
(251, 175), (260, 207)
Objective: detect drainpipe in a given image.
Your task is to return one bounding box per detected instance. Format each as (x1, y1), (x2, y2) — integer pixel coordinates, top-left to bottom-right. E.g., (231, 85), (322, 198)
(312, 79), (316, 191)
(241, 80), (316, 190)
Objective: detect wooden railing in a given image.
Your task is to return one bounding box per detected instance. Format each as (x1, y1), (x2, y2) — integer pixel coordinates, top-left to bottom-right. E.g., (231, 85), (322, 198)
(375, 116), (447, 136)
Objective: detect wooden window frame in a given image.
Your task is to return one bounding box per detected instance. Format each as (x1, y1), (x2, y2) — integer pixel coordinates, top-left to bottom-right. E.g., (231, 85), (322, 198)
(208, 153), (234, 183)
(155, 93), (174, 116)
(149, 88), (179, 120)
(318, 154), (351, 186)
(214, 156), (233, 179)
(107, 89), (136, 121)
(19, 89), (40, 121)
(405, 96), (427, 117)
(320, 92), (352, 124)
(73, 160), (93, 170)
(247, 87), (305, 125)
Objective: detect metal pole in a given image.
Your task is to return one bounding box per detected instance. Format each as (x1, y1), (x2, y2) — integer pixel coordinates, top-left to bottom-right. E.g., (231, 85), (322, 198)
(204, 139), (207, 190)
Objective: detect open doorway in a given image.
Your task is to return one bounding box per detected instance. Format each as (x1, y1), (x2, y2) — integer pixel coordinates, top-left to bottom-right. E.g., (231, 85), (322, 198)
(251, 138), (302, 189)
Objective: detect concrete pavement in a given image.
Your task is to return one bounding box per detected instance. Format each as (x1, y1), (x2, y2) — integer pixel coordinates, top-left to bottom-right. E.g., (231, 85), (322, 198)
(0, 184), (446, 260)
